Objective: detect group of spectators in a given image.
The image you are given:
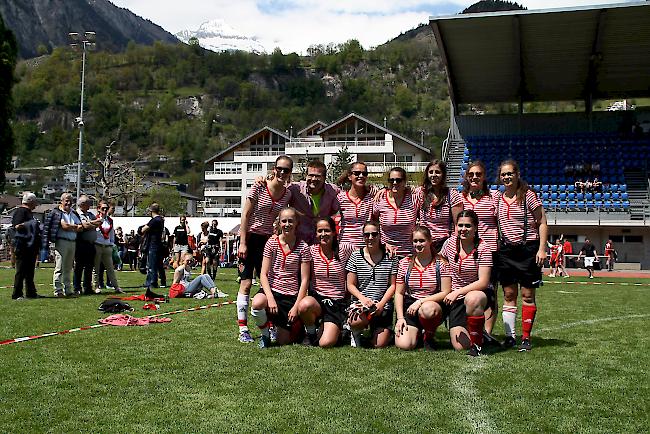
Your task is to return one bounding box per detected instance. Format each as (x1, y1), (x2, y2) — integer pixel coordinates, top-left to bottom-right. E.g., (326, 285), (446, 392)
(547, 237), (617, 279)
(573, 178), (603, 193)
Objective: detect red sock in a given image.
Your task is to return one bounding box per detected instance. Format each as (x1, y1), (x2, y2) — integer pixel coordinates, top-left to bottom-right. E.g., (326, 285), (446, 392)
(466, 315), (485, 347)
(419, 314), (441, 335)
(521, 304), (537, 339)
(238, 319), (248, 328)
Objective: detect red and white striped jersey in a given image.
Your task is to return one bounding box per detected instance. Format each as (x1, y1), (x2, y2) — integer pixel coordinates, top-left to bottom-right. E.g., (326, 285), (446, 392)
(263, 237), (310, 296)
(461, 191), (498, 252)
(372, 190), (419, 256)
(396, 256), (450, 299)
(417, 187), (463, 244)
(337, 188), (376, 247)
(309, 242), (355, 299)
(440, 235), (492, 292)
(246, 183), (292, 236)
(494, 189), (542, 244)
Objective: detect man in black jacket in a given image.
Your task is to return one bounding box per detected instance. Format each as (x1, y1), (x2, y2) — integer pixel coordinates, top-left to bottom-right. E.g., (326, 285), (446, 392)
(11, 192), (41, 300)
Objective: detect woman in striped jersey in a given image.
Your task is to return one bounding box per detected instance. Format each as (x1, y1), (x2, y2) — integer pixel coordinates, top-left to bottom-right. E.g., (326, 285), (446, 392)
(440, 210), (493, 357)
(345, 220), (397, 348)
(251, 207), (311, 349)
(298, 217), (355, 347)
(395, 226), (451, 351)
(494, 160), (548, 352)
(236, 155), (294, 344)
(372, 167), (420, 257)
(460, 161), (499, 343)
(417, 160), (463, 252)
(337, 162), (377, 247)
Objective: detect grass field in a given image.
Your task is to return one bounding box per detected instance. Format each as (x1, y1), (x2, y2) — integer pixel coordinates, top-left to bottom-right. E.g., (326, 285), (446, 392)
(1, 266), (648, 433)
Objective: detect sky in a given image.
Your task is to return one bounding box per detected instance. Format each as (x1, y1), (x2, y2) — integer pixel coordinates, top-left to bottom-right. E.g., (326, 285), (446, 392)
(110, 0), (636, 54)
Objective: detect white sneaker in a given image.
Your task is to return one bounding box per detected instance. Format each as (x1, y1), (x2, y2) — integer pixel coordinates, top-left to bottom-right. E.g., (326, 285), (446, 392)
(193, 290), (208, 299)
(216, 290), (229, 298)
(269, 326), (278, 343)
(94, 288), (102, 294)
(252, 278), (259, 286)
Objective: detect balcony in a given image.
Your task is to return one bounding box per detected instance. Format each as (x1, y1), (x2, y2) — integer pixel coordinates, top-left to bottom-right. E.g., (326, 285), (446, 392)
(202, 203), (242, 217)
(205, 162), (242, 180)
(233, 150), (285, 162)
(365, 162), (430, 174)
(204, 186), (242, 197)
(285, 137), (393, 155)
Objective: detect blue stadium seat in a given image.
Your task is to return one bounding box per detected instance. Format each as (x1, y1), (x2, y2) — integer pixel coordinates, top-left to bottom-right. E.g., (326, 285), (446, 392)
(457, 185), (463, 192)
(577, 193), (584, 201)
(577, 201), (586, 209)
(623, 201), (630, 210)
(568, 185), (575, 193)
(542, 185), (550, 192)
(542, 192), (550, 200)
(490, 184), (498, 191)
(533, 184), (541, 193)
(551, 192), (558, 201)
(603, 200), (613, 209)
(611, 184), (619, 192)
(620, 184), (627, 193)
(543, 200), (551, 209)
(551, 185), (558, 193)
(594, 192), (602, 201)
(568, 192), (576, 201)
(585, 193), (593, 201)
(559, 192), (567, 201)
(621, 192), (629, 201)
(603, 192), (611, 201)
(611, 192), (620, 200)
(559, 201), (567, 209)
(568, 200), (576, 209)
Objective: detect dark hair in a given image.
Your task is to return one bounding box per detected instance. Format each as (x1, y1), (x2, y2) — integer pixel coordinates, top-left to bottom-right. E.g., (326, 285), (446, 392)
(422, 159), (449, 212)
(149, 203), (160, 214)
(362, 219), (385, 252)
(497, 159), (529, 204)
(462, 160), (489, 199)
(276, 155), (294, 169)
(455, 209), (480, 262)
(337, 161), (368, 189)
(307, 159), (327, 175)
(386, 167), (407, 190)
(315, 216), (340, 260)
(412, 225), (437, 257)
(201, 221), (209, 229)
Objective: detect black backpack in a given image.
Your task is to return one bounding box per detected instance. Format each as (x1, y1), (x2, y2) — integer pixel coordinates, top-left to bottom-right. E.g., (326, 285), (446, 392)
(98, 299), (133, 313)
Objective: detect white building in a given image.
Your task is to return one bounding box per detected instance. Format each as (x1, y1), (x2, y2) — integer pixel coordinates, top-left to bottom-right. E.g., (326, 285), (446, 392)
(202, 113), (432, 217)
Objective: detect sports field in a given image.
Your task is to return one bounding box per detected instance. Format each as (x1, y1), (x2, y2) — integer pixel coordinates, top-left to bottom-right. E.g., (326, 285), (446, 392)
(1, 266), (648, 433)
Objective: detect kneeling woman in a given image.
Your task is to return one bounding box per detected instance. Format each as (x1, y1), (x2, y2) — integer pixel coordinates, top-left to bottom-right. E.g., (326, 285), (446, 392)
(440, 210), (493, 356)
(395, 226), (451, 351)
(345, 220), (397, 348)
(298, 217), (355, 347)
(251, 208), (311, 349)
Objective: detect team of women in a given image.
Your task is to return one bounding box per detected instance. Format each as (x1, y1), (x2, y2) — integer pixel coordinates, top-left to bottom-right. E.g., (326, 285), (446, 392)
(235, 155), (547, 355)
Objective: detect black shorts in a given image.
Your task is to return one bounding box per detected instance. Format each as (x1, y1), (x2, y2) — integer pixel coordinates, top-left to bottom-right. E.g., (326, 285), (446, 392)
(368, 306), (393, 331)
(204, 245), (220, 261)
(445, 299), (467, 329)
(240, 233), (270, 280)
(495, 241), (543, 289)
(402, 295), (444, 329)
(257, 289), (298, 331)
(312, 292), (347, 328)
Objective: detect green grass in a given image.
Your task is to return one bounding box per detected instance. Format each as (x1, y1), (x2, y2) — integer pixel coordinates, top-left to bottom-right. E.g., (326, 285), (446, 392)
(0, 266), (648, 433)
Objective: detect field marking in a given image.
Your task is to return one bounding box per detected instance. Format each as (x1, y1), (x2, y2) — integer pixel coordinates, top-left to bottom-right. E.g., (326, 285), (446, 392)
(536, 314), (650, 334)
(453, 358), (498, 434)
(556, 290), (579, 294)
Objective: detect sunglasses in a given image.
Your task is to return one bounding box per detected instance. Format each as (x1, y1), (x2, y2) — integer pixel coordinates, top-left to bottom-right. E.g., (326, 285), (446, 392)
(363, 231), (379, 238)
(500, 172), (515, 177)
(468, 172), (483, 178)
(100, 207), (109, 211)
(352, 170), (368, 177)
(275, 166), (292, 174)
(388, 178), (404, 184)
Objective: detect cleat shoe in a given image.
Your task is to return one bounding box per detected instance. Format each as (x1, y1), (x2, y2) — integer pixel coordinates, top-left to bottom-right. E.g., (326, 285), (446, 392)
(483, 330), (499, 347)
(502, 336), (517, 349)
(268, 326), (278, 344)
(94, 287), (103, 294)
(467, 344), (482, 357)
(548, 273), (555, 278)
(54, 292), (65, 298)
(302, 332), (318, 347)
(258, 335), (271, 349)
(518, 338), (532, 352)
(238, 330), (254, 343)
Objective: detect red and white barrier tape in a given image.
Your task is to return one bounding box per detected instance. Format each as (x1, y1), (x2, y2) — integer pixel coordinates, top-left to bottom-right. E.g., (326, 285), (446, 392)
(543, 280), (650, 287)
(0, 300), (236, 346)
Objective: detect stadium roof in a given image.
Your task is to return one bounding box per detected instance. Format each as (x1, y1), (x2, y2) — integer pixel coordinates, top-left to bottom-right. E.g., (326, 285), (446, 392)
(429, 2), (650, 107)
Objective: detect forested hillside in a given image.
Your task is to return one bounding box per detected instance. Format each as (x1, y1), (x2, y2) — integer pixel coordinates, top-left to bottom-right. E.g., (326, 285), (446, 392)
(11, 26), (449, 190)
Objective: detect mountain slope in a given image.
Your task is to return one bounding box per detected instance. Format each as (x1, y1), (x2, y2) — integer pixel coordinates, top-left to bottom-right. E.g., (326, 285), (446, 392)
(175, 19), (266, 53)
(0, 0), (178, 58)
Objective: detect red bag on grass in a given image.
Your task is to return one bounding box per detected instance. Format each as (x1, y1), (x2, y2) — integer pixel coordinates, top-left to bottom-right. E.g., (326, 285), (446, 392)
(169, 283), (185, 298)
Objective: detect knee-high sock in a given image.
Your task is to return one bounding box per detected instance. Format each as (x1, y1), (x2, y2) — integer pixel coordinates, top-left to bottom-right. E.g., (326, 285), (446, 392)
(237, 293), (249, 331)
(503, 305), (517, 338)
(467, 315), (485, 347)
(251, 307), (270, 338)
(419, 314), (441, 335)
(521, 304), (537, 339)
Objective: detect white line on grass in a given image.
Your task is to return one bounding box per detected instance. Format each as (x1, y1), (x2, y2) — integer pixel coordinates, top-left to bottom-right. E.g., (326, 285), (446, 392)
(453, 358), (498, 434)
(556, 290), (579, 294)
(536, 314), (650, 334)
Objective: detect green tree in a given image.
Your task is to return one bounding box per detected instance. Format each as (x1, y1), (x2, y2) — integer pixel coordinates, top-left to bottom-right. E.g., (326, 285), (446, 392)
(139, 185), (185, 215)
(0, 15), (17, 188)
(328, 145), (352, 186)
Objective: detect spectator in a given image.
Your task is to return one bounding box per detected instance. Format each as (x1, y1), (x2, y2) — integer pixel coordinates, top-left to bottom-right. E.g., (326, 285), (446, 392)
(562, 237), (574, 268)
(604, 239), (616, 272)
(172, 215), (191, 268)
(141, 203), (164, 297)
(173, 252), (228, 299)
(125, 229), (139, 270)
(93, 200), (123, 294)
(574, 179), (585, 194)
(577, 238), (599, 279)
(43, 193), (83, 297)
(74, 195), (101, 295)
(11, 192), (41, 300)
(115, 227), (126, 271)
(592, 177), (602, 193)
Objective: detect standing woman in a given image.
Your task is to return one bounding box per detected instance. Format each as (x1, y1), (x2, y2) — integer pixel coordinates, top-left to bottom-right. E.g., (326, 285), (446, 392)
(417, 160), (463, 251)
(460, 160), (499, 341)
(298, 217), (356, 347)
(395, 226), (451, 351)
(236, 155), (294, 343)
(251, 207), (311, 349)
(345, 220), (397, 348)
(440, 210), (493, 356)
(93, 200), (123, 294)
(495, 160), (548, 352)
(372, 167), (419, 257)
(196, 221), (210, 275)
(337, 162), (378, 247)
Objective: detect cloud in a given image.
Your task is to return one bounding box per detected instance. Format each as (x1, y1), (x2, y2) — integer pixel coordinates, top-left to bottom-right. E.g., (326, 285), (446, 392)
(110, 0), (633, 53)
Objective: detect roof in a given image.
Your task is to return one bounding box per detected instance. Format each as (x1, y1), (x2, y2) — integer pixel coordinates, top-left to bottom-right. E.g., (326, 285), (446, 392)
(317, 113), (431, 154)
(429, 2), (650, 106)
(296, 120), (328, 136)
(204, 126), (290, 164)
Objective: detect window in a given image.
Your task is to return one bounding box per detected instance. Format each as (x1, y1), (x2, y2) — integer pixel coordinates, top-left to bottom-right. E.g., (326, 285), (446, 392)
(624, 235), (643, 243)
(608, 235), (624, 243)
(225, 198), (241, 206)
(396, 155), (413, 163)
(247, 163), (263, 173)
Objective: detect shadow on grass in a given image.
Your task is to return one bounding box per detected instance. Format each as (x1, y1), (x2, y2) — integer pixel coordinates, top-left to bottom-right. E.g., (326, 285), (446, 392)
(481, 336), (576, 355)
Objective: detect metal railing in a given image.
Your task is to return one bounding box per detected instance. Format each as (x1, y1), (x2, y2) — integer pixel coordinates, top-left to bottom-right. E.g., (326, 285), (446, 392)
(286, 139), (388, 149)
(204, 186), (241, 192)
(234, 150), (285, 157)
(365, 162), (430, 173)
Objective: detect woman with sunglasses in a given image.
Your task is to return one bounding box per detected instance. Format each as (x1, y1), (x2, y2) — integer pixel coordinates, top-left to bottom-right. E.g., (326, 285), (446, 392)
(494, 160), (547, 352)
(345, 220), (397, 348)
(395, 226), (451, 351)
(93, 200), (123, 294)
(372, 167), (420, 257)
(251, 207), (311, 349)
(236, 155), (294, 344)
(417, 160), (463, 251)
(440, 210), (492, 357)
(298, 217), (355, 347)
(460, 160), (499, 342)
(337, 161), (379, 247)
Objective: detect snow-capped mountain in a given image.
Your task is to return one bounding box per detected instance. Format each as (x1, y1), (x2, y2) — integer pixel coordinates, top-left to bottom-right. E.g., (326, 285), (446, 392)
(175, 19), (267, 53)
